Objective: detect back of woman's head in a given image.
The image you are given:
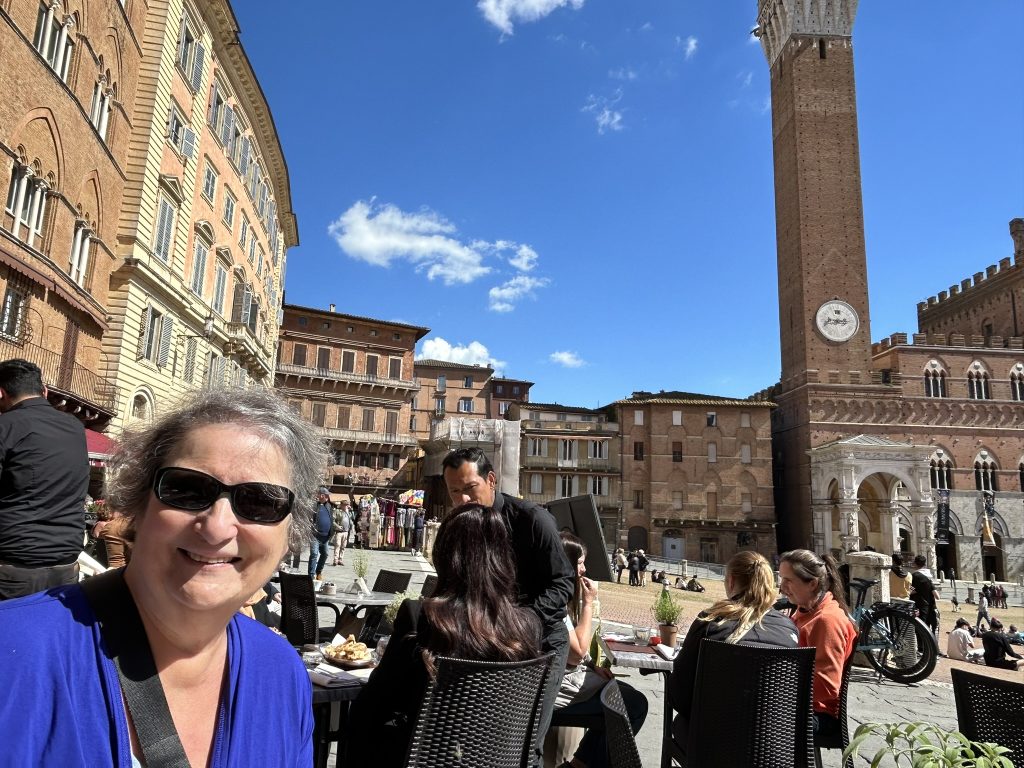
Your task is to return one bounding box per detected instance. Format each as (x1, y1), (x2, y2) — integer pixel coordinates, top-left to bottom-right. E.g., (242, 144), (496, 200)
(726, 551), (776, 614)
(424, 504), (540, 667)
(780, 549), (849, 612)
(700, 551), (777, 641)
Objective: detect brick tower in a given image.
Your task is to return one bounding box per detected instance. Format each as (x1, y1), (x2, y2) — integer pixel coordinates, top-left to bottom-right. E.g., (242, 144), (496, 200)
(755, 0), (885, 548)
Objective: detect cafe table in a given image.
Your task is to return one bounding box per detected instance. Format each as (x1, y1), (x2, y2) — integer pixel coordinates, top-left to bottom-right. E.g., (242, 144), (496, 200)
(315, 590), (396, 609)
(599, 635), (675, 768)
(310, 666), (370, 768)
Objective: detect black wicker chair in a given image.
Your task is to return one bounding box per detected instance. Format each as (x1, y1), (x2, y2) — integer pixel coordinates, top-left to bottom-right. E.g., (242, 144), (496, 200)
(601, 679), (643, 768)
(951, 667), (1024, 758)
(279, 572), (341, 645)
(682, 640), (816, 768)
(404, 652), (556, 768)
(373, 569), (413, 594)
(814, 653), (853, 768)
(419, 574), (438, 598)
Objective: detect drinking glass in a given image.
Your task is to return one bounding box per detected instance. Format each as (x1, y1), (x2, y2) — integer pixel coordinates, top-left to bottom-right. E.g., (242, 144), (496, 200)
(373, 635), (390, 663)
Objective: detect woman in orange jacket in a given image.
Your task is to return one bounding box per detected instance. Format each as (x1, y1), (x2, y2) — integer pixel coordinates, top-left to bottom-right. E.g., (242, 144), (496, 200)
(779, 549), (857, 739)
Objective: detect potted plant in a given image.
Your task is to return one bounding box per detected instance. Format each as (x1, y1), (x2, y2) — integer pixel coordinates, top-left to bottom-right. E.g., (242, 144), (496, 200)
(346, 550), (371, 595)
(652, 587), (683, 647)
(842, 721), (1013, 767)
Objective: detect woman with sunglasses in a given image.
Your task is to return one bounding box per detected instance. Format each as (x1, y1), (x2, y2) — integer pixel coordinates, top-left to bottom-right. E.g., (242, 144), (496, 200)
(346, 503), (542, 767)
(0, 388), (328, 766)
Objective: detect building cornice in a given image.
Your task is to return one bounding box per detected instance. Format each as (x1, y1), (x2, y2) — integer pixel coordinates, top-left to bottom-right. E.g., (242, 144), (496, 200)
(755, 0), (858, 66)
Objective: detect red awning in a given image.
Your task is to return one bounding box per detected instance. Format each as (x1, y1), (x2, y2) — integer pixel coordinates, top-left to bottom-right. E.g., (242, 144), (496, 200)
(85, 428), (115, 462)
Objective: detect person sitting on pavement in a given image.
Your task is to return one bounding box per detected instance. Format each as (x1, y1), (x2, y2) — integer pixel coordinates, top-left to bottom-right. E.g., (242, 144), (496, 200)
(685, 575), (705, 593)
(947, 617), (984, 663)
(669, 551), (798, 750)
(779, 550), (857, 740)
(981, 619), (1024, 670)
(554, 532), (648, 768)
(0, 387), (327, 765)
(346, 503), (542, 768)
(1008, 625), (1024, 646)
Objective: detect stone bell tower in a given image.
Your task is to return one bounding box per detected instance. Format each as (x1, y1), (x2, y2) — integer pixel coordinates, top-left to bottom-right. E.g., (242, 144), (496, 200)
(755, 0), (885, 549)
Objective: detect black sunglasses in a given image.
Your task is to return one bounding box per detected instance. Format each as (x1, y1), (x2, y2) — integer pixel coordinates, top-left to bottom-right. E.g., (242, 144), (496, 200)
(153, 466), (295, 524)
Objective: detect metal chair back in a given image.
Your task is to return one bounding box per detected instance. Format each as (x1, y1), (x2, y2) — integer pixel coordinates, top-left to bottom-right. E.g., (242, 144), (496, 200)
(951, 667), (1024, 758)
(601, 679), (643, 768)
(279, 572), (318, 646)
(419, 574), (438, 598)
(404, 652), (555, 768)
(686, 640), (816, 768)
(814, 652), (854, 768)
(373, 569), (412, 594)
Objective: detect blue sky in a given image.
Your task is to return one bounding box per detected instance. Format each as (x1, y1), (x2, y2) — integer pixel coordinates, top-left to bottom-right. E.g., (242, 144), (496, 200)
(234, 1), (1023, 408)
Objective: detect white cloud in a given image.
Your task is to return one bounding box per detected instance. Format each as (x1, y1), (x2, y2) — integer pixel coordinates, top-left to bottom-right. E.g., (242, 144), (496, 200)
(640, 22), (653, 32)
(738, 70), (753, 88)
(418, 337), (505, 371)
(328, 200), (496, 286)
(582, 90), (624, 134)
(676, 35), (698, 60)
(509, 244), (539, 271)
(478, 0), (585, 35)
(488, 275), (549, 312)
(609, 67), (637, 81)
(549, 350), (586, 368)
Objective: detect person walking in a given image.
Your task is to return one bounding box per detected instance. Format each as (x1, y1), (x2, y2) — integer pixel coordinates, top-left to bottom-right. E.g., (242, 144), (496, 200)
(975, 586), (991, 634)
(331, 501), (352, 566)
(614, 549), (627, 583)
(308, 487), (332, 580)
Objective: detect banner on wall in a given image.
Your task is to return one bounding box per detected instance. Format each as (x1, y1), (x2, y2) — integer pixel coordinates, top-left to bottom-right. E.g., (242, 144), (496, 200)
(935, 489), (950, 541)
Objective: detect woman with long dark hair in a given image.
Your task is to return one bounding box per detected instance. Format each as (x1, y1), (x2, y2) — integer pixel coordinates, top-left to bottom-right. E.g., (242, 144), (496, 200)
(778, 549), (857, 739)
(668, 551), (797, 747)
(346, 504), (542, 766)
(553, 532), (647, 768)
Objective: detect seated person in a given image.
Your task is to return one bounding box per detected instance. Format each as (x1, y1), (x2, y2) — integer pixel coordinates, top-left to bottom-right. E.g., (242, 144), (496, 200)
(1008, 625), (1024, 646)
(650, 569), (663, 584)
(345, 504), (542, 767)
(779, 550), (857, 738)
(555, 533), (648, 768)
(686, 575), (705, 593)
(946, 617), (983, 662)
(981, 619), (1024, 670)
(669, 552), (797, 747)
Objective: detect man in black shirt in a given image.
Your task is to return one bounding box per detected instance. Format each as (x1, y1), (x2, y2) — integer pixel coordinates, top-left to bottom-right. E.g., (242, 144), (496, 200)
(0, 359), (89, 599)
(982, 619), (1024, 670)
(442, 447), (575, 762)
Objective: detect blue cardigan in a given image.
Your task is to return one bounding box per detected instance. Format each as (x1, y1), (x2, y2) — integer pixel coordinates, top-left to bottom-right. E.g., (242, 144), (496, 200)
(0, 583), (312, 766)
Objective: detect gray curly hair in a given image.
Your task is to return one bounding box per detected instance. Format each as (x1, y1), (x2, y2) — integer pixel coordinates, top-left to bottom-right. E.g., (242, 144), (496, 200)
(104, 387), (329, 541)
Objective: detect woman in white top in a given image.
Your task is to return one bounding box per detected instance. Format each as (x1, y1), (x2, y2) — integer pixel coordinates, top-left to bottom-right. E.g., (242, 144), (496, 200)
(947, 617), (983, 662)
(554, 533), (648, 768)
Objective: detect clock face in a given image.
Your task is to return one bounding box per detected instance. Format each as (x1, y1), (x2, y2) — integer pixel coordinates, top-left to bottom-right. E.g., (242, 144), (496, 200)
(815, 300), (859, 342)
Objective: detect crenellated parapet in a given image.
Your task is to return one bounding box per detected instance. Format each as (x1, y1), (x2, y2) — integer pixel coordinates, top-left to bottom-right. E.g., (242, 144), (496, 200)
(872, 331), (1024, 354)
(754, 0), (859, 65)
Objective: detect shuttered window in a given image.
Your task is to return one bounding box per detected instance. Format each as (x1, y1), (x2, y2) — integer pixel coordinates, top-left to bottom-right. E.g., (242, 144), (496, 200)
(212, 264), (227, 315)
(153, 198), (175, 262)
(183, 337), (198, 383)
(189, 241), (207, 295)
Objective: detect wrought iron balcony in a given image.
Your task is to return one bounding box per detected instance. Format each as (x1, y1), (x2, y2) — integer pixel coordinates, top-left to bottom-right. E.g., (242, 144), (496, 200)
(0, 337), (119, 415)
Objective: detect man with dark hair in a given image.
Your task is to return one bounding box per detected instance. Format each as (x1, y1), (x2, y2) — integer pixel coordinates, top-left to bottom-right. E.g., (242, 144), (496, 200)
(981, 619), (1024, 670)
(910, 554), (939, 638)
(441, 447), (575, 761)
(309, 486), (332, 581)
(0, 359), (89, 599)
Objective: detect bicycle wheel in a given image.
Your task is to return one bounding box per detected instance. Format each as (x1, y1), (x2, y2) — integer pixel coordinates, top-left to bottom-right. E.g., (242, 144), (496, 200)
(860, 608), (938, 684)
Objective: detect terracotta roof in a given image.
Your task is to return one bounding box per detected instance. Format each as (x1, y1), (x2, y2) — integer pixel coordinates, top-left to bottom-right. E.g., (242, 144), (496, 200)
(492, 376), (535, 385)
(606, 390), (776, 408)
(283, 304), (430, 338)
(414, 359), (495, 372)
(519, 402), (603, 415)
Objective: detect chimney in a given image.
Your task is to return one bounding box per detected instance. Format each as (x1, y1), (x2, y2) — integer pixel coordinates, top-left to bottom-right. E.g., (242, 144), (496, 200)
(1010, 218), (1024, 264)
(329, 303), (336, 313)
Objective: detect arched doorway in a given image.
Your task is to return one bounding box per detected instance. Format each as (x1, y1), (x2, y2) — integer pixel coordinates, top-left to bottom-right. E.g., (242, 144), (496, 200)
(982, 532), (1004, 582)
(627, 525), (648, 553)
(935, 531), (958, 580)
(898, 527), (912, 553)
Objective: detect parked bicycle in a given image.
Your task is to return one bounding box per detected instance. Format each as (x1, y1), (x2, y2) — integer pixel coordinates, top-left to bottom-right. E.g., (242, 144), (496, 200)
(776, 576), (938, 684)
